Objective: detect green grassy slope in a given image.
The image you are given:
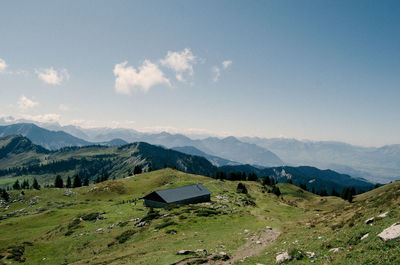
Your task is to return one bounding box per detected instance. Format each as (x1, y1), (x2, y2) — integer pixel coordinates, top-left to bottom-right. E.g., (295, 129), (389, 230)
(0, 169), (398, 265)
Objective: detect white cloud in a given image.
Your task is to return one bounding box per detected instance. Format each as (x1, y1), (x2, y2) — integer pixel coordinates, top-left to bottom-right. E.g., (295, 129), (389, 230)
(58, 104), (69, 111)
(212, 60), (233, 82)
(113, 60), (171, 94)
(36, 67), (69, 85)
(17, 95), (39, 111)
(160, 48), (196, 82)
(222, 60), (232, 69)
(20, 113), (60, 123)
(0, 58), (7, 72)
(212, 66), (221, 82)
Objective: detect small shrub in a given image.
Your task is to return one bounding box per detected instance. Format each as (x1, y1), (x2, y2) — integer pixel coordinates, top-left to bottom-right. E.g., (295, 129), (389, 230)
(115, 229), (136, 244)
(107, 242), (115, 248)
(288, 248), (304, 260)
(118, 221), (128, 227)
(65, 218), (81, 236)
(179, 215), (187, 220)
(271, 186), (281, 197)
(236, 183), (248, 194)
(155, 220), (177, 230)
(81, 212), (99, 221)
(195, 208), (219, 217)
(241, 196), (256, 207)
(166, 229), (177, 234)
(141, 208), (161, 222)
(7, 246), (25, 262)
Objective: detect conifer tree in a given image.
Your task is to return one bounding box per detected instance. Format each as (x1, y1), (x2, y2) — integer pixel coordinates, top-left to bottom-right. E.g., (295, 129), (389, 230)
(54, 175), (64, 188)
(83, 177), (89, 186)
(13, 180), (21, 190)
(1, 189), (10, 202)
(32, 178), (40, 190)
(66, 176), (72, 188)
(73, 175), (82, 188)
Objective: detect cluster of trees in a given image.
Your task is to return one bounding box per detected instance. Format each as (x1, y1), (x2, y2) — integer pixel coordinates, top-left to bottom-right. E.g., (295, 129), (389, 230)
(300, 184), (357, 202)
(54, 175), (89, 188)
(260, 176), (281, 196)
(261, 175), (276, 186)
(341, 187), (356, 202)
(133, 165), (142, 175)
(282, 177), (358, 203)
(236, 182), (248, 194)
(11, 178), (40, 190)
(1, 189), (10, 202)
(214, 171), (258, 181)
(94, 173), (111, 184)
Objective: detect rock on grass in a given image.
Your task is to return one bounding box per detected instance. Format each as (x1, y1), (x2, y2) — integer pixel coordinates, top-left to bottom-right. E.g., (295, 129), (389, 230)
(378, 223), (400, 242)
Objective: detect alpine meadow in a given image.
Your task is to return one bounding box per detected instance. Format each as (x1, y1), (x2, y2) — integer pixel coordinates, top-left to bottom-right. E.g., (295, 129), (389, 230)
(0, 1), (399, 264)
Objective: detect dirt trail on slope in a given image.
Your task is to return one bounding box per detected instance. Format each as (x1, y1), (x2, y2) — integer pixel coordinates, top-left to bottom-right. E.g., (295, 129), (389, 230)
(173, 227), (280, 265)
(217, 227), (280, 265)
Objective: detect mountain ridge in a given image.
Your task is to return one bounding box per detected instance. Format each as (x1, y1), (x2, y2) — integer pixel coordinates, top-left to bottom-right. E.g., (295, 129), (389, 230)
(0, 135), (375, 194)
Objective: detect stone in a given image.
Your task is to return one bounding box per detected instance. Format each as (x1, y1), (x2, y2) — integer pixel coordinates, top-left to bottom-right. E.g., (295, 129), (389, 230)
(256, 240), (262, 244)
(276, 252), (291, 264)
(360, 233), (369, 240)
(265, 226), (272, 230)
(135, 221), (147, 227)
(96, 228), (105, 232)
(176, 250), (195, 255)
(329, 247), (344, 253)
(97, 215), (106, 220)
(377, 211), (389, 218)
(195, 249), (207, 255)
(64, 189), (73, 196)
(217, 252), (230, 261)
(244, 229), (250, 234)
(306, 251), (315, 258)
(378, 223), (400, 242)
(365, 217), (374, 224)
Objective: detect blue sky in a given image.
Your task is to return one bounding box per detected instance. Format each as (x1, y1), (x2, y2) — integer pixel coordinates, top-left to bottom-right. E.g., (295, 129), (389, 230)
(0, 0), (399, 146)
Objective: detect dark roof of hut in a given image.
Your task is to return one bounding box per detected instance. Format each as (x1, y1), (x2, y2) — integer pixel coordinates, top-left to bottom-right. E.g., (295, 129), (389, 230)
(143, 184), (211, 203)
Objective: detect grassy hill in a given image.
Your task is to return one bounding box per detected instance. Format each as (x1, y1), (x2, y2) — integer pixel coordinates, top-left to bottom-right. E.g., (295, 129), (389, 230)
(0, 169), (398, 264)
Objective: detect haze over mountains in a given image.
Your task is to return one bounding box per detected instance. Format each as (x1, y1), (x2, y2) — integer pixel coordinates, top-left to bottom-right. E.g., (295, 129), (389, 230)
(0, 134), (374, 194)
(0, 118), (399, 183)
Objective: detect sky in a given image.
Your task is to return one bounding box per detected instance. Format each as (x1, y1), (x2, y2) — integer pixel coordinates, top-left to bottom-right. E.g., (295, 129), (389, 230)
(0, 0), (399, 146)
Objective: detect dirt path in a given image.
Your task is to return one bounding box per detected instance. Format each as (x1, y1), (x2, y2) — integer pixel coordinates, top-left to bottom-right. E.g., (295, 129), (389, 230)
(217, 227), (280, 265)
(172, 227), (280, 265)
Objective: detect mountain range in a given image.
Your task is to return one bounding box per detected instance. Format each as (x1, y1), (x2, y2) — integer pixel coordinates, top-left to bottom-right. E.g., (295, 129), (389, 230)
(0, 118), (399, 183)
(240, 137), (400, 183)
(0, 135), (374, 194)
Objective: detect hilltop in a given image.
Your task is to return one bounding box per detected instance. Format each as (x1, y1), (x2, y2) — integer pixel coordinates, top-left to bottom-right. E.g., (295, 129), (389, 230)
(0, 169), (398, 264)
